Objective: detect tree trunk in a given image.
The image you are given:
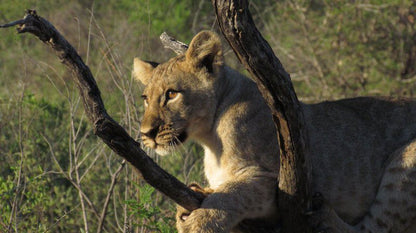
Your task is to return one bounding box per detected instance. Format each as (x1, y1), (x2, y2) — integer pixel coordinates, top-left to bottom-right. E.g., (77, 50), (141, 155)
(212, 1), (312, 232)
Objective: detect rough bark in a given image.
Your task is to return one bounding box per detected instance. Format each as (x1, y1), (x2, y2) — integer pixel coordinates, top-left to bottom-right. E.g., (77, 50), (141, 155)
(0, 9), (205, 212)
(212, 1), (312, 232)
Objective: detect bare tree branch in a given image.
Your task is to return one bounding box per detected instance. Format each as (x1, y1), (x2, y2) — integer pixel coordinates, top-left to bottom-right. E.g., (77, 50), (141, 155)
(97, 160), (126, 233)
(0, 19), (25, 28)
(212, 0), (312, 232)
(0, 9), (204, 212)
(43, 133), (103, 222)
(159, 32), (189, 55)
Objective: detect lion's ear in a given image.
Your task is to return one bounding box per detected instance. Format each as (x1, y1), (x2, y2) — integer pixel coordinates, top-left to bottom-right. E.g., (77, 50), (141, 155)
(132, 58), (158, 86)
(185, 31), (224, 73)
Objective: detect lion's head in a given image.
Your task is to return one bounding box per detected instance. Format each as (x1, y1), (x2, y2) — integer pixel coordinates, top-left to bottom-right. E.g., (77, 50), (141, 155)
(133, 31), (224, 155)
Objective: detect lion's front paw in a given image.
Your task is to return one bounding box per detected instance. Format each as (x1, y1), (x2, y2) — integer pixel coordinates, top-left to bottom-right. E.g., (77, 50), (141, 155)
(175, 218), (200, 233)
(188, 182), (214, 196)
(175, 210), (192, 233)
(176, 183), (215, 232)
(176, 208), (229, 233)
(176, 183), (213, 223)
(175, 208), (219, 233)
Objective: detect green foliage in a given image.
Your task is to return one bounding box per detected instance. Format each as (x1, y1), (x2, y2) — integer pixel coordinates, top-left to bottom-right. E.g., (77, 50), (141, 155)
(0, 165), (53, 232)
(126, 183), (176, 233)
(257, 0), (416, 99)
(0, 92), (79, 232)
(114, 0), (192, 39)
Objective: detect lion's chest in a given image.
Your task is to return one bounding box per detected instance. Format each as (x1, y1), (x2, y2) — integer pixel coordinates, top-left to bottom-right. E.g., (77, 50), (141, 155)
(203, 146), (228, 189)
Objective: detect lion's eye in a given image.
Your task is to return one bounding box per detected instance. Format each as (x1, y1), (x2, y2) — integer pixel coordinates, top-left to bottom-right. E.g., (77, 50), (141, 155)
(167, 90), (179, 100)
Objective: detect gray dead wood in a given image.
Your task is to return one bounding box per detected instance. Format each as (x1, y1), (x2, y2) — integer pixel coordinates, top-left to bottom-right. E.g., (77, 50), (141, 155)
(160, 32), (188, 55)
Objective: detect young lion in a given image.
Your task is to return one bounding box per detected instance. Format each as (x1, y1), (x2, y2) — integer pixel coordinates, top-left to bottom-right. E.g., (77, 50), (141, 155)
(133, 31), (416, 233)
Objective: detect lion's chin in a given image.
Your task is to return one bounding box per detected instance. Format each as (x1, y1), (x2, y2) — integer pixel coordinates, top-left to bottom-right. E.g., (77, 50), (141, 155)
(154, 147), (172, 156)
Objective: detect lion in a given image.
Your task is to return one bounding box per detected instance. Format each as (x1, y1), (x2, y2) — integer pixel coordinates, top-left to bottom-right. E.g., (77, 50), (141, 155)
(133, 31), (416, 233)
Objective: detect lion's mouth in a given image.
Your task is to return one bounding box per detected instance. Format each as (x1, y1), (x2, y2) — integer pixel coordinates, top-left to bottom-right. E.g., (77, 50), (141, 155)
(143, 130), (188, 156)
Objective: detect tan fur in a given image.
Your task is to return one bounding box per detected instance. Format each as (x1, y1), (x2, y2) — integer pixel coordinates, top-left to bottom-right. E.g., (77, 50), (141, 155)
(134, 31), (416, 233)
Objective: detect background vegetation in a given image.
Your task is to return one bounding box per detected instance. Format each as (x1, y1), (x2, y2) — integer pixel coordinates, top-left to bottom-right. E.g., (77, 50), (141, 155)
(0, 0), (415, 232)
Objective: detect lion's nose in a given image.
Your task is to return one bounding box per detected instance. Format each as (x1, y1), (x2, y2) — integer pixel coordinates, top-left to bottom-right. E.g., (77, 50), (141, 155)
(140, 108), (163, 140)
